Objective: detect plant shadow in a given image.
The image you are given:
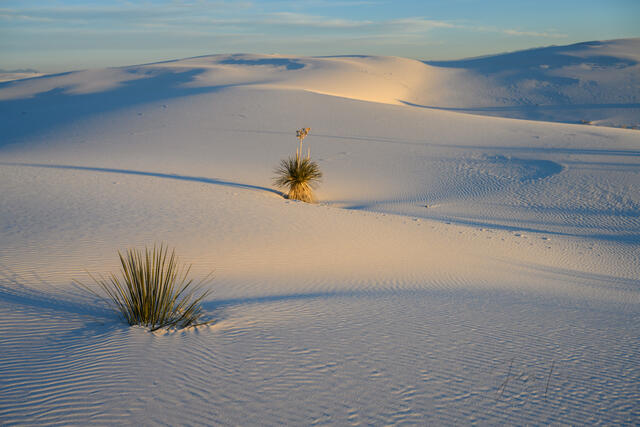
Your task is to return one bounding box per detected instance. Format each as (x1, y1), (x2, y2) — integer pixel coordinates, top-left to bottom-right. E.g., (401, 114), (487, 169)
(0, 267), (114, 321)
(0, 162), (283, 196)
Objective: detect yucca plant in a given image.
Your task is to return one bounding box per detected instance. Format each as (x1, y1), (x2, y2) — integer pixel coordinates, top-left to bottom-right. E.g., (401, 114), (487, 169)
(275, 156), (323, 202)
(75, 244), (213, 331)
(274, 127), (323, 203)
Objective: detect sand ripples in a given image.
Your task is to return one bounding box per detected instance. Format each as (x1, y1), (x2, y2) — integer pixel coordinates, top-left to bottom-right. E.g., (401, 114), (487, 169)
(2, 286), (638, 425)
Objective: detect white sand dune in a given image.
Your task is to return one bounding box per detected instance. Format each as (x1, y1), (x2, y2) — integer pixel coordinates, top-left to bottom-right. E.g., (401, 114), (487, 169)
(0, 40), (639, 425)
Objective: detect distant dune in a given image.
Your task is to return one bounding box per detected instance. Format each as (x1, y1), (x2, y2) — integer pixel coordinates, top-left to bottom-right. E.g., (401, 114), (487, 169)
(2, 38), (638, 128)
(0, 68), (42, 83)
(424, 38), (640, 127)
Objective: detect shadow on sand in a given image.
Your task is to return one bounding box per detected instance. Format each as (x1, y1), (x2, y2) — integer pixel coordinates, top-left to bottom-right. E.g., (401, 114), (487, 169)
(424, 40), (638, 84)
(0, 68), (239, 148)
(0, 162), (283, 197)
(0, 267), (113, 320)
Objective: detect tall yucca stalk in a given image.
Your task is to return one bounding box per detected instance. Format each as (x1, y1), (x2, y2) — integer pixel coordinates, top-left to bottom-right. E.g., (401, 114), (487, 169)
(274, 127), (322, 203)
(76, 244), (213, 331)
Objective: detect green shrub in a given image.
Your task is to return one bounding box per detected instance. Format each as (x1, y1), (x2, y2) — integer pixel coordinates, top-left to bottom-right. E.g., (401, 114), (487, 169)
(76, 244), (213, 331)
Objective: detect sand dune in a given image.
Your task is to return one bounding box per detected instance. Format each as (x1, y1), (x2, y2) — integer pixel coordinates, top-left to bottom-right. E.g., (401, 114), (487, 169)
(0, 40), (639, 425)
(3, 38), (638, 126)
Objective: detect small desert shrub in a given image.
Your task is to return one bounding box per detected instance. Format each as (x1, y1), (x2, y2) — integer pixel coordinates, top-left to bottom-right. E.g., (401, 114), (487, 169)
(76, 244), (213, 331)
(274, 127), (322, 202)
(275, 155), (323, 202)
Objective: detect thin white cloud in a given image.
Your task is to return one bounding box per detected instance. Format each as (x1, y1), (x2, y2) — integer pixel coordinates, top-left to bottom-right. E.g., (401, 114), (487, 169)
(0, 9), (54, 22)
(290, 0), (384, 5)
(0, 2), (252, 23)
(503, 29), (567, 38)
(388, 19), (566, 38)
(385, 17), (458, 33)
(266, 12), (372, 28)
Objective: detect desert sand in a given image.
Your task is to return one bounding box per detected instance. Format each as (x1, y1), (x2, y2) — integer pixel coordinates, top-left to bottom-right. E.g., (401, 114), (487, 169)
(0, 39), (639, 425)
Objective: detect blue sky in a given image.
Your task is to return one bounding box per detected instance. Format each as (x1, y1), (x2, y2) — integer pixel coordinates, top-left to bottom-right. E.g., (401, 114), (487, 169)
(1, 0), (638, 72)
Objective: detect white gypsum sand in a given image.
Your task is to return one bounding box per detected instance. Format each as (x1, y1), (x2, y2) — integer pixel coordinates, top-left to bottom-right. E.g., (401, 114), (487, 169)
(0, 39), (639, 425)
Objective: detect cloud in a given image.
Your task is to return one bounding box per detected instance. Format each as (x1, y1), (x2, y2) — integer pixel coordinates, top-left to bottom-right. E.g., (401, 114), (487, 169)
(0, 4), (568, 42)
(385, 18), (566, 39)
(385, 17), (458, 33)
(502, 29), (567, 38)
(456, 23), (566, 38)
(288, 0), (384, 5)
(266, 12), (372, 28)
(0, 2), (252, 24)
(0, 9), (54, 22)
